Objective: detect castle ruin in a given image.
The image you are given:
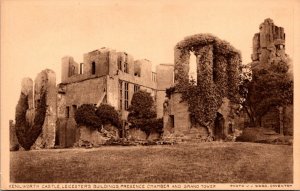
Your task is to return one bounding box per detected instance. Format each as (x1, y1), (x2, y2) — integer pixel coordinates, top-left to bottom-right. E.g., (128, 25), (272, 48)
(250, 18), (293, 134)
(163, 34), (242, 141)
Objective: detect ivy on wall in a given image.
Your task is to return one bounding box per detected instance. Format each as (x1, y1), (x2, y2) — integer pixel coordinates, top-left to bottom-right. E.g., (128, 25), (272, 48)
(169, 34), (242, 130)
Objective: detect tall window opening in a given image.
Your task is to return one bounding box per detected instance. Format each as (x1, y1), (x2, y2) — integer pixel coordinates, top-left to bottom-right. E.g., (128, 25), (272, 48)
(124, 82), (129, 110)
(189, 53), (197, 84)
(80, 63), (84, 74)
(152, 72), (157, 82)
(118, 60), (122, 70)
(91, 61), (96, 75)
(119, 80), (123, 110)
(134, 85), (140, 93)
(124, 53), (129, 73)
(72, 105), (77, 117)
(66, 106), (70, 118)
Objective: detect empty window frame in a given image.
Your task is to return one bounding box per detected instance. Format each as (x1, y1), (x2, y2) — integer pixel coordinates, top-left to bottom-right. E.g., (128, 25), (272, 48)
(124, 82), (129, 110)
(134, 85), (140, 93)
(91, 61), (96, 75)
(72, 105), (77, 117)
(118, 60), (122, 71)
(119, 80), (123, 110)
(124, 53), (129, 73)
(80, 63), (84, 74)
(66, 106), (70, 118)
(152, 72), (157, 82)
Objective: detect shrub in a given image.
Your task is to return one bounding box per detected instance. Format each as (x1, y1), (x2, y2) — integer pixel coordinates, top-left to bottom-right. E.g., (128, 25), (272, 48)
(75, 104), (101, 128)
(75, 104), (121, 130)
(128, 90), (163, 136)
(96, 104), (121, 130)
(15, 92), (47, 150)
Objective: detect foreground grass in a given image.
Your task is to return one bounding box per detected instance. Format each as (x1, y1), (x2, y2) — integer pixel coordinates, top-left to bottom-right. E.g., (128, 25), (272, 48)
(10, 142), (292, 183)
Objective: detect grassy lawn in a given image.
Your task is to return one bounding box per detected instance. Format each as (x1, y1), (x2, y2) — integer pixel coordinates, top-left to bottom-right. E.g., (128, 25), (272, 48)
(10, 142), (293, 183)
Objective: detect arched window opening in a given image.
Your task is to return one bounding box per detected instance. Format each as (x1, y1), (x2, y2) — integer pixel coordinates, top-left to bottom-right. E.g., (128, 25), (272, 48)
(189, 53), (197, 84)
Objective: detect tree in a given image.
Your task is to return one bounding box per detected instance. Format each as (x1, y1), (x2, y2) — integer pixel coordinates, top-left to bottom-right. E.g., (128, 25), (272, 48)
(128, 90), (163, 136)
(242, 59), (293, 127)
(15, 92), (47, 150)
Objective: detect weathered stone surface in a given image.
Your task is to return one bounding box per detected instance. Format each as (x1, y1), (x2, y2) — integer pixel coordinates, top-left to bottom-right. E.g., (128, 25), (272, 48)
(21, 78), (34, 107)
(252, 18), (286, 63)
(127, 128), (147, 140)
(33, 69), (57, 149)
(9, 120), (19, 151)
(156, 64), (174, 118)
(21, 78), (35, 126)
(61, 56), (79, 83)
(164, 34), (241, 141)
(76, 126), (109, 147)
(75, 125), (119, 147)
(252, 19), (292, 136)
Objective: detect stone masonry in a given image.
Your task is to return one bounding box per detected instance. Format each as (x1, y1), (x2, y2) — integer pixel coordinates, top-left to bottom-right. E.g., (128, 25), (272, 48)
(163, 34), (241, 141)
(32, 69), (57, 149)
(14, 70), (57, 150)
(251, 18), (292, 135)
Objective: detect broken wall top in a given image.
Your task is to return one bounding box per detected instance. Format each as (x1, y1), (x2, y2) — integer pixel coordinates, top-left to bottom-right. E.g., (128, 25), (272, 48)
(175, 34), (241, 56)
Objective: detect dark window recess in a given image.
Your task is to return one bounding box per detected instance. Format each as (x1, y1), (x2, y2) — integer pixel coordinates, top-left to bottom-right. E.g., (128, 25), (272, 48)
(91, 61), (96, 75)
(66, 106), (70, 118)
(134, 85), (140, 93)
(125, 82), (129, 110)
(72, 105), (77, 117)
(124, 62), (129, 73)
(152, 72), (157, 82)
(119, 80), (123, 110)
(80, 63), (84, 74)
(124, 53), (129, 73)
(118, 60), (122, 70)
(170, 115), (175, 128)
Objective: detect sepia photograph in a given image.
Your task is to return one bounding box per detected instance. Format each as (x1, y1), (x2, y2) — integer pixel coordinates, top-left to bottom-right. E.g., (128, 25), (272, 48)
(1, 0), (299, 190)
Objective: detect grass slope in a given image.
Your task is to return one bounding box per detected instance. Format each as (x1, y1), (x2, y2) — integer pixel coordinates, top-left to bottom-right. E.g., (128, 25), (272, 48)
(10, 142), (293, 183)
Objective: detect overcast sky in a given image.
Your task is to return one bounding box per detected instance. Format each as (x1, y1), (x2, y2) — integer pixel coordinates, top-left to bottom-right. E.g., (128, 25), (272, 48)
(1, 0), (299, 125)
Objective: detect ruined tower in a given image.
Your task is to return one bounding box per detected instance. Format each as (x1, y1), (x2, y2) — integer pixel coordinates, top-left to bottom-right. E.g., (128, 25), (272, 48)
(250, 19), (293, 134)
(251, 18), (286, 64)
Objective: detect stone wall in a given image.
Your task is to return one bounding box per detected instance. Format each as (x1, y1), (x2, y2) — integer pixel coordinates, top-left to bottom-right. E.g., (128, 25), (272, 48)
(164, 34), (241, 141)
(163, 92), (209, 139)
(64, 77), (107, 107)
(9, 120), (19, 151)
(61, 56), (79, 82)
(251, 19), (292, 135)
(14, 70), (57, 150)
(251, 18), (286, 64)
(156, 64), (174, 118)
(21, 78), (35, 125)
(75, 124), (119, 147)
(83, 48), (110, 76)
(127, 128), (161, 141)
(33, 69), (57, 149)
